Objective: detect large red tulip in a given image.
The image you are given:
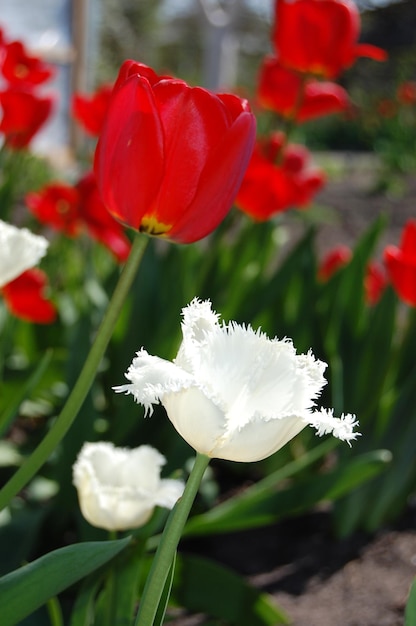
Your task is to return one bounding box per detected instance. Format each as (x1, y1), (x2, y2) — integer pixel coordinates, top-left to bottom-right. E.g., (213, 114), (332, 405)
(384, 220), (416, 306)
(274, 0), (387, 79)
(94, 61), (256, 243)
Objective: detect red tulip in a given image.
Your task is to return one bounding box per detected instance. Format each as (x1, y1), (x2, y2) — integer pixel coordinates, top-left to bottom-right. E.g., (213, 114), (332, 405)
(318, 245), (352, 281)
(26, 183), (81, 236)
(1, 268), (57, 324)
(76, 171), (131, 262)
(236, 132), (325, 220)
(94, 61), (256, 243)
(397, 81), (416, 106)
(1, 40), (54, 86)
(257, 56), (349, 121)
(273, 0), (387, 79)
(384, 220), (416, 306)
(0, 87), (54, 148)
(26, 175), (131, 262)
(72, 84), (113, 136)
(365, 262), (387, 306)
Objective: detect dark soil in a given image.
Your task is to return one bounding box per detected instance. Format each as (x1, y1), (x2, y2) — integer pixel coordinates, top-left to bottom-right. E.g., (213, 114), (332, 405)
(174, 503), (416, 626)
(168, 156), (416, 626)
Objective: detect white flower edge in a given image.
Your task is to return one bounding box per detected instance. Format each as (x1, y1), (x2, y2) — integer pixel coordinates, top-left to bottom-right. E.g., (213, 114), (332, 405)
(114, 298), (360, 462)
(72, 441), (185, 531)
(0, 219), (49, 289)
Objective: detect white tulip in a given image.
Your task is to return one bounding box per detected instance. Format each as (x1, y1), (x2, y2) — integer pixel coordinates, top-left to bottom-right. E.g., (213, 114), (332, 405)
(73, 442), (185, 531)
(115, 298), (359, 463)
(0, 219), (49, 288)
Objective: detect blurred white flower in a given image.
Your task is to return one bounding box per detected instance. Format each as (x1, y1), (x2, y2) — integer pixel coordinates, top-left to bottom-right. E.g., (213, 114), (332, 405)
(115, 298), (359, 463)
(0, 219), (48, 288)
(72, 442), (185, 531)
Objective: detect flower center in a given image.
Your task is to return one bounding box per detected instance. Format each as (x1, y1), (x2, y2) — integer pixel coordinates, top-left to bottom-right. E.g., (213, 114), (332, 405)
(139, 215), (171, 237)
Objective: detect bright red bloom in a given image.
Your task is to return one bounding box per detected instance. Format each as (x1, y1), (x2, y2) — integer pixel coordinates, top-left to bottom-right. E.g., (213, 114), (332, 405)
(236, 132), (325, 220)
(1, 268), (57, 324)
(273, 0), (387, 79)
(26, 174), (131, 262)
(72, 84), (113, 136)
(318, 245), (352, 281)
(397, 81), (416, 106)
(384, 220), (416, 306)
(365, 261), (388, 306)
(257, 56), (349, 122)
(1, 40), (54, 86)
(94, 60), (256, 243)
(76, 171), (131, 262)
(0, 87), (54, 148)
(26, 183), (81, 236)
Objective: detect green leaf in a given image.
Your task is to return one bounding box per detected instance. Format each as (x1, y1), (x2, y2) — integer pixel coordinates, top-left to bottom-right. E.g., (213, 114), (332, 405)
(154, 551), (176, 626)
(405, 577), (416, 626)
(184, 449), (390, 536)
(0, 350), (53, 437)
(0, 537), (131, 626)
(173, 553), (289, 625)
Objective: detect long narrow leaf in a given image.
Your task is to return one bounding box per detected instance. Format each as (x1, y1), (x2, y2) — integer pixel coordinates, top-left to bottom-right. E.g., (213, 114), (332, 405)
(0, 537), (130, 626)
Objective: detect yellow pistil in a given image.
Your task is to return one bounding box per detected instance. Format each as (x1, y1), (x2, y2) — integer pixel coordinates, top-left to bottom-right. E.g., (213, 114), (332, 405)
(139, 215), (171, 237)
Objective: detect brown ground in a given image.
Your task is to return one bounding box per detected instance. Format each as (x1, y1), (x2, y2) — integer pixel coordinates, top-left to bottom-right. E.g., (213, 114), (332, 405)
(168, 155), (416, 626)
(174, 503), (416, 626)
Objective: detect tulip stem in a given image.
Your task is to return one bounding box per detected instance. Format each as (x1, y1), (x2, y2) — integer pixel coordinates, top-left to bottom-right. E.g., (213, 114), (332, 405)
(135, 452), (210, 626)
(0, 233), (148, 511)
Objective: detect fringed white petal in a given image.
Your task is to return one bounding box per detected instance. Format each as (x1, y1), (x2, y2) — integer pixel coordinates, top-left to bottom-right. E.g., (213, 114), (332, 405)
(113, 349), (195, 415)
(307, 409), (360, 446)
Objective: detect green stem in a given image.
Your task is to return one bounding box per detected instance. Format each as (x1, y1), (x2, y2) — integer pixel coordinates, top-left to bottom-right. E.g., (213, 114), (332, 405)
(0, 233), (148, 511)
(135, 452), (210, 626)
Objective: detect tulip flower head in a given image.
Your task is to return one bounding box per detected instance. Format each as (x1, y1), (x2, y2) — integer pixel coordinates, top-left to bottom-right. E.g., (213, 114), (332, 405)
(73, 442), (185, 531)
(273, 0), (387, 79)
(0, 219), (49, 288)
(2, 268), (56, 323)
(115, 299), (359, 462)
(0, 88), (54, 148)
(257, 56), (349, 122)
(72, 84), (113, 136)
(318, 245), (352, 281)
(94, 61), (256, 243)
(384, 220), (416, 306)
(236, 133), (326, 220)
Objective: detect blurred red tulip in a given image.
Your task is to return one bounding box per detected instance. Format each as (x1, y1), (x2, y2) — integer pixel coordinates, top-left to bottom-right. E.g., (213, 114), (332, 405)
(365, 261), (388, 306)
(0, 87), (54, 148)
(397, 81), (416, 106)
(236, 132), (325, 220)
(273, 0), (387, 79)
(72, 84), (113, 136)
(76, 171), (131, 262)
(26, 183), (81, 236)
(1, 40), (54, 86)
(26, 175), (131, 262)
(258, 56), (349, 121)
(94, 60), (256, 243)
(1, 268), (57, 323)
(318, 245), (352, 281)
(384, 220), (416, 306)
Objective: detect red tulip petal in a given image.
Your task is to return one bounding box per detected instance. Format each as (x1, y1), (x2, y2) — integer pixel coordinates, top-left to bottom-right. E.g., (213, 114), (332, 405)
(94, 74), (165, 230)
(169, 111), (256, 242)
(2, 269), (57, 324)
